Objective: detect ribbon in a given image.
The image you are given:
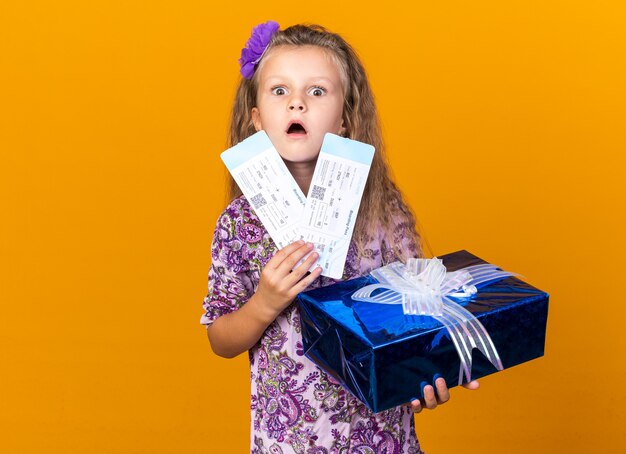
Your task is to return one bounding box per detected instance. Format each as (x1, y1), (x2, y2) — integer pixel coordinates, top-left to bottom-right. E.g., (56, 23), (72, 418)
(351, 258), (515, 385)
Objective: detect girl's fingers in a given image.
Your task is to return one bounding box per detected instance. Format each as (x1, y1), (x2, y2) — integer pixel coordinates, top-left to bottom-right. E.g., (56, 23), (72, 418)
(408, 379), (452, 414)
(285, 249), (319, 284)
(292, 265), (323, 294)
(434, 377), (450, 404)
(462, 380), (480, 390)
(265, 240), (306, 272)
(422, 385), (438, 410)
(277, 242), (316, 275)
(261, 241), (319, 296)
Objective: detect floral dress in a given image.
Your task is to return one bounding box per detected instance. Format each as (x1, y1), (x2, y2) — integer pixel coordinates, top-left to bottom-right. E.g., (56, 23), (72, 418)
(201, 195), (424, 454)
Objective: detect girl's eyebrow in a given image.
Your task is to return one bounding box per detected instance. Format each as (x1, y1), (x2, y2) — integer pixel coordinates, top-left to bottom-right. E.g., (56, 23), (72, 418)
(263, 76), (337, 86)
(260, 76), (288, 87)
(308, 77), (337, 86)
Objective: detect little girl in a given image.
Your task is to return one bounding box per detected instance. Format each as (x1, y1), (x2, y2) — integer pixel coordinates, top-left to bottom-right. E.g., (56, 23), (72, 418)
(201, 21), (475, 453)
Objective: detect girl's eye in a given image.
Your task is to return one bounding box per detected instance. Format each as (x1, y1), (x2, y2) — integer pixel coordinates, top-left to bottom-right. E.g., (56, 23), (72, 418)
(271, 87), (287, 95)
(309, 86), (326, 96)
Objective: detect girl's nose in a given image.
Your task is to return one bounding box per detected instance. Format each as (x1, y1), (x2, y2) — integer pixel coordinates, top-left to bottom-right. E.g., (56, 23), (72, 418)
(288, 98), (306, 112)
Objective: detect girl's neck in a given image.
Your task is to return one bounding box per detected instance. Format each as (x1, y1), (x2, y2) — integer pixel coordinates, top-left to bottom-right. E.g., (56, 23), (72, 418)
(284, 160), (316, 195)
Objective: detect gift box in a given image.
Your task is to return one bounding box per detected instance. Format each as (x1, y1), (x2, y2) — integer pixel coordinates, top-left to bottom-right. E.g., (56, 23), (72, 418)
(297, 250), (549, 413)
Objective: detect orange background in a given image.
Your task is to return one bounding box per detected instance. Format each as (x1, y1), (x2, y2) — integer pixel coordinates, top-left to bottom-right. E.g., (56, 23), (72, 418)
(1, 1), (625, 452)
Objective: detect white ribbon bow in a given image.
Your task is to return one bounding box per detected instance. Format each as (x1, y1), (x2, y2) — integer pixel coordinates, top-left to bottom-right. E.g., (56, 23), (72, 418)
(352, 258), (514, 385)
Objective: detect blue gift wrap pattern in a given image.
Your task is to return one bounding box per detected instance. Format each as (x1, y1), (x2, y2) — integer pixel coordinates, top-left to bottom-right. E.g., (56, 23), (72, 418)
(297, 250), (550, 413)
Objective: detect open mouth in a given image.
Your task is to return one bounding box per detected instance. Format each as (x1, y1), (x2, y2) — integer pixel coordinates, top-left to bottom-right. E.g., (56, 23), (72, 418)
(286, 121), (307, 135)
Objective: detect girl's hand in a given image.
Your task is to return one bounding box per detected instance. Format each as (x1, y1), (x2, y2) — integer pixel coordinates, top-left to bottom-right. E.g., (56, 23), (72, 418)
(207, 240), (321, 358)
(254, 240), (322, 321)
(409, 378), (480, 414)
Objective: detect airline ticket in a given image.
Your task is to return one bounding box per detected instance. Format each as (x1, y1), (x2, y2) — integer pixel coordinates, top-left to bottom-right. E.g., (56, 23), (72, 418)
(221, 131), (374, 279)
(299, 134), (375, 278)
(221, 132), (307, 249)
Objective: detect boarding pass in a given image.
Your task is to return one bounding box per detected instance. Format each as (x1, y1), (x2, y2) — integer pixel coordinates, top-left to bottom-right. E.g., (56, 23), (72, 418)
(221, 132), (374, 279)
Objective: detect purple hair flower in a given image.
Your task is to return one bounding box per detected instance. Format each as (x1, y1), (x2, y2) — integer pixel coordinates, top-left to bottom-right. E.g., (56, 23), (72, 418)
(238, 20), (280, 79)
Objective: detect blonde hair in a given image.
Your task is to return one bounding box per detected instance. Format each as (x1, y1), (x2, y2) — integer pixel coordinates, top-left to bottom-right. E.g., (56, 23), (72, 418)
(227, 24), (421, 260)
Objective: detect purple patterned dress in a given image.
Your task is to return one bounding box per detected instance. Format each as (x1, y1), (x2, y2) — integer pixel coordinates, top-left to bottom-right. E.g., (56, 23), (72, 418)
(201, 196), (424, 454)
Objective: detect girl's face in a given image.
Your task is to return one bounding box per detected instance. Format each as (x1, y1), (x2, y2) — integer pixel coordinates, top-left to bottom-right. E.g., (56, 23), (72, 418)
(251, 46), (346, 165)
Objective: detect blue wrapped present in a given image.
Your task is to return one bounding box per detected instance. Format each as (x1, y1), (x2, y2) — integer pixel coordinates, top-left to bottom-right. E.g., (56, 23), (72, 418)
(297, 250), (549, 413)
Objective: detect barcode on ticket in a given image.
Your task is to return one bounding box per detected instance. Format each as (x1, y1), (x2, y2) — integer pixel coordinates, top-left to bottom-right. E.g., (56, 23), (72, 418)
(250, 193), (267, 209)
(310, 185), (326, 201)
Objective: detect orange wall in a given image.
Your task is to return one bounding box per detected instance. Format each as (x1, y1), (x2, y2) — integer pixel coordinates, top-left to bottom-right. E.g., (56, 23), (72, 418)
(1, 1), (625, 452)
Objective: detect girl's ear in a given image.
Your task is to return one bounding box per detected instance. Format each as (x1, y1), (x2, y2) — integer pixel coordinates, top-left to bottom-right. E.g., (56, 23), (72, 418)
(251, 107), (262, 131)
(339, 118), (347, 137)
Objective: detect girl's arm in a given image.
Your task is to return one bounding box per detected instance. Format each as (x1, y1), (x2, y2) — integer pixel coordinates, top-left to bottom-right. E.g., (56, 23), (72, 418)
(207, 240), (322, 358)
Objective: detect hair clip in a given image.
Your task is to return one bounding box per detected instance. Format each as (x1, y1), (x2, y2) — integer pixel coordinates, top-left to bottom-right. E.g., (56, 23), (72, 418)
(238, 21), (280, 79)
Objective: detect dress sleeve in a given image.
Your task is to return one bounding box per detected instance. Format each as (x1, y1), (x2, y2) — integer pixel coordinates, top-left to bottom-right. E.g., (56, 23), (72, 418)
(200, 201), (258, 327)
